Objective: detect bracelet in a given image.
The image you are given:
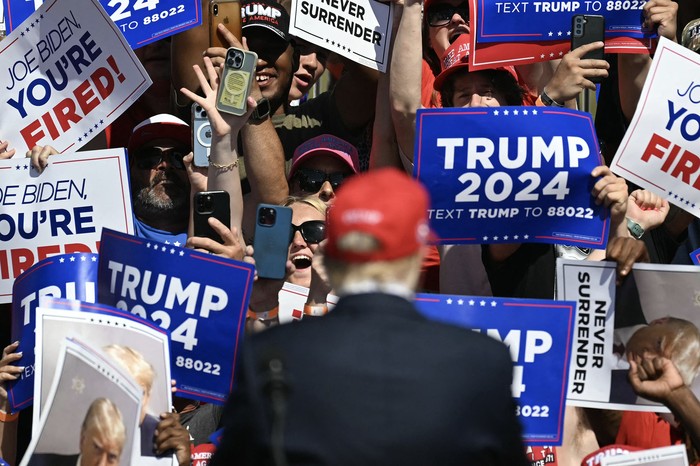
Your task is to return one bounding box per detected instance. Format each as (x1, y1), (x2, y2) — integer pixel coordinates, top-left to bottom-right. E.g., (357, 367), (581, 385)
(304, 303), (329, 317)
(247, 306), (279, 321)
(0, 409), (18, 422)
(209, 159), (239, 171)
(539, 89), (565, 107)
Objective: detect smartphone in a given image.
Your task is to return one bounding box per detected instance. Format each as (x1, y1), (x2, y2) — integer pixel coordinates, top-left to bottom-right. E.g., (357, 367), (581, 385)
(253, 204), (293, 280)
(571, 15), (605, 82)
(193, 191), (231, 244)
(209, 0), (242, 48)
(216, 47), (257, 116)
(192, 103), (212, 168)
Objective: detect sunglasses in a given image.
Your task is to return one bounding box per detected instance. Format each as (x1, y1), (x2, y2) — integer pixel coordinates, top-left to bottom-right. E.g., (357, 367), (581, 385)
(133, 147), (187, 170)
(289, 220), (326, 245)
(293, 168), (352, 193)
(427, 2), (469, 27)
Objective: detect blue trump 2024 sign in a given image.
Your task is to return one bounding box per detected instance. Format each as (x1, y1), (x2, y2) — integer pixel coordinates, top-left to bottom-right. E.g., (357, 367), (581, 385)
(97, 229), (255, 404)
(415, 293), (575, 446)
(415, 107), (609, 248)
(4, 0), (201, 49)
(474, 0), (652, 43)
(9, 252), (99, 412)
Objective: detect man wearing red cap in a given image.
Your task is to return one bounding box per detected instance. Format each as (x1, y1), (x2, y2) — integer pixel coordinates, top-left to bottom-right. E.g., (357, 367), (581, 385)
(211, 168), (528, 465)
(128, 114), (193, 246)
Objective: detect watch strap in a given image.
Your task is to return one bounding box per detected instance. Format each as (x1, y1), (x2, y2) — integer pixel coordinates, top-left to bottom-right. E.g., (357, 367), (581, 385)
(626, 218), (645, 240)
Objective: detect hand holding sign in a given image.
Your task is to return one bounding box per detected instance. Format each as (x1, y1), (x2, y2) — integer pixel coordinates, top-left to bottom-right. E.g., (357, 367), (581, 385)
(643, 0), (678, 41)
(0, 342), (23, 411)
(0, 140), (17, 160)
(591, 165), (628, 233)
(25, 145), (58, 173)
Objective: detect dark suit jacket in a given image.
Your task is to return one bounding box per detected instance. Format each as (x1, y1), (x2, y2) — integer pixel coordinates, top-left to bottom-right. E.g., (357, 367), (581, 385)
(27, 453), (78, 466)
(212, 293), (529, 465)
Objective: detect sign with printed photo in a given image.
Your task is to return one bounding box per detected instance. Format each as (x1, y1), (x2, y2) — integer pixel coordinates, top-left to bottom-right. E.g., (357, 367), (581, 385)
(414, 293), (575, 446)
(97, 228), (255, 404)
(0, 0), (151, 153)
(33, 303), (175, 465)
(0, 149), (132, 303)
(3, 0), (202, 49)
(289, 0), (393, 72)
(612, 37), (700, 217)
(557, 259), (700, 412)
(414, 107), (609, 247)
(19, 338), (142, 466)
(9, 253), (98, 412)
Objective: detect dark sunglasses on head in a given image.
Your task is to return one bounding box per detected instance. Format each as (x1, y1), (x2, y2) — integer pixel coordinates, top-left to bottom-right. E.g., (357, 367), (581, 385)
(427, 2), (469, 27)
(293, 168), (351, 193)
(133, 147), (187, 170)
(289, 220), (326, 245)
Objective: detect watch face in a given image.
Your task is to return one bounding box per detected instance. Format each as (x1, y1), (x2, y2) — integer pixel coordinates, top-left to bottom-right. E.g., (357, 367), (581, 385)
(255, 98), (271, 119)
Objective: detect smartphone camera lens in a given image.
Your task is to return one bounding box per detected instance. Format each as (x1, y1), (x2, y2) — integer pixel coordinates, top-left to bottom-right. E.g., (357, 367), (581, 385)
(227, 57), (234, 67)
(213, 4), (218, 15)
(259, 208), (276, 226)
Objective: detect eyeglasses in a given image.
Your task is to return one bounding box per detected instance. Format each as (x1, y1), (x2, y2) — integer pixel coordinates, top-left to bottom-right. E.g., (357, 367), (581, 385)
(293, 168), (352, 193)
(133, 147), (187, 170)
(427, 2), (469, 27)
(289, 220), (326, 245)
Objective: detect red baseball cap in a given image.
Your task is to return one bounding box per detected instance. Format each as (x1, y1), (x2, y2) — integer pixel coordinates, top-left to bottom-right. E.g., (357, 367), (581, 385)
(581, 445), (642, 466)
(127, 114), (191, 156)
(325, 168), (431, 263)
(433, 34), (517, 91)
(288, 134), (360, 180)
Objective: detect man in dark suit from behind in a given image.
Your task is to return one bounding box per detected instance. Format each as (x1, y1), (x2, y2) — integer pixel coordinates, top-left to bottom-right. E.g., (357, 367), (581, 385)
(212, 168), (529, 465)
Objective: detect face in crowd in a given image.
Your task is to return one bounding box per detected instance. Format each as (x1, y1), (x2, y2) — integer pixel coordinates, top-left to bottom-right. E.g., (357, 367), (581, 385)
(426, 0), (470, 58)
(130, 138), (191, 225)
(289, 155), (355, 204)
(288, 38), (328, 101)
(287, 200), (327, 287)
(245, 27), (295, 111)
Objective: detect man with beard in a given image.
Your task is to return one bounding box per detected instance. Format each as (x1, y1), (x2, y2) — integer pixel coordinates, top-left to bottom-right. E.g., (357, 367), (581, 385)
(127, 114), (192, 245)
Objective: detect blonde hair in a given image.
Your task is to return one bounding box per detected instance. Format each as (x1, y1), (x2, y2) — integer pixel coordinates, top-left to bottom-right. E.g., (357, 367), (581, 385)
(103, 345), (155, 393)
(325, 250), (424, 292)
(283, 195), (327, 217)
(81, 398), (126, 452)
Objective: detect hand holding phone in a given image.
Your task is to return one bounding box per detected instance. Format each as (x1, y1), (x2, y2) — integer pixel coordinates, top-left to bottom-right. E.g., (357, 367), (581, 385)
(216, 48), (257, 116)
(194, 191), (231, 244)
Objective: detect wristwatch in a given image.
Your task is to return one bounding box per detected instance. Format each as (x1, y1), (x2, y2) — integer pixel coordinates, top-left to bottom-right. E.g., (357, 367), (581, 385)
(250, 97), (271, 122)
(626, 217), (645, 240)
(539, 89), (565, 107)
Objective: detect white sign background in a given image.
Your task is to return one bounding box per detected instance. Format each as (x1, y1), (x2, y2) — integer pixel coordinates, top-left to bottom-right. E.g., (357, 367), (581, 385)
(0, 149), (133, 302)
(289, 0), (393, 72)
(0, 0), (151, 153)
(612, 37), (700, 217)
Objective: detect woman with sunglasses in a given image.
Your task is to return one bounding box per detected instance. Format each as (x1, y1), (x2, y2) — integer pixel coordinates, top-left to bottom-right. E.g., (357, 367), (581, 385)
(284, 196), (332, 308)
(245, 195), (330, 332)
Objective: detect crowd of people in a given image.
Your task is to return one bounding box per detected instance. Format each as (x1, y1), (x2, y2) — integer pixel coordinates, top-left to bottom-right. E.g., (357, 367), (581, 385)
(2, 0), (700, 463)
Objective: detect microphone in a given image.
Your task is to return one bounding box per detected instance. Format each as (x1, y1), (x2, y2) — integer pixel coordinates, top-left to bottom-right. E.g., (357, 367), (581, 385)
(259, 352), (290, 466)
